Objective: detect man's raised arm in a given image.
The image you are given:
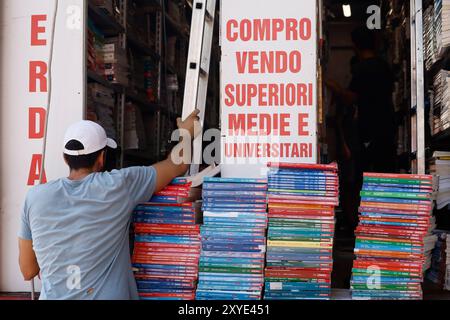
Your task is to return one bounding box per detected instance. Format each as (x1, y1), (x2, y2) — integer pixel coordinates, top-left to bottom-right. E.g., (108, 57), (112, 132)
(152, 109), (201, 193)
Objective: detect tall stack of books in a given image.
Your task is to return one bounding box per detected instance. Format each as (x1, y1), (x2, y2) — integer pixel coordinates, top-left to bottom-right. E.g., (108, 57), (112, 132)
(263, 163), (339, 300)
(351, 173), (435, 300)
(430, 151), (450, 210)
(424, 0), (450, 69)
(432, 70), (450, 135)
(435, 0), (450, 57)
(132, 178), (202, 300)
(195, 177), (268, 300)
(424, 3), (437, 70)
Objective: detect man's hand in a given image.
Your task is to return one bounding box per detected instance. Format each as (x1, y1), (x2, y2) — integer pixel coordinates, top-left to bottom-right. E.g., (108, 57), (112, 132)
(152, 109), (201, 193)
(177, 109), (201, 139)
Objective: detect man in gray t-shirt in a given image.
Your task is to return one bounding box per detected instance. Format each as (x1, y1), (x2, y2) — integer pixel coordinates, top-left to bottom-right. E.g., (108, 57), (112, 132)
(18, 110), (200, 300)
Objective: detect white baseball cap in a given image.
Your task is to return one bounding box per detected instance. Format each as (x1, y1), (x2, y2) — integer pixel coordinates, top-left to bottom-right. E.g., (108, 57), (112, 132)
(63, 120), (117, 156)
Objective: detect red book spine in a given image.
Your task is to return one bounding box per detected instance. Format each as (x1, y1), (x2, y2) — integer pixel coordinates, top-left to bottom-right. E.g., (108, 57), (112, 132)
(269, 208), (335, 216)
(154, 190), (190, 197)
(363, 172), (433, 181)
(140, 202), (197, 208)
(268, 162), (338, 171)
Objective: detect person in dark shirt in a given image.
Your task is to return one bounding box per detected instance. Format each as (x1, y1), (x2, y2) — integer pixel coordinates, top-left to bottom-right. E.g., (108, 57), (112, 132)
(326, 27), (397, 233)
(327, 27), (396, 174)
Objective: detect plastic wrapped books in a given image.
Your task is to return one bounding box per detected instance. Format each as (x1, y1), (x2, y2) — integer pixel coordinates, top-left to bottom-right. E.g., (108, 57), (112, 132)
(195, 177), (268, 300)
(351, 173), (435, 300)
(263, 163), (339, 300)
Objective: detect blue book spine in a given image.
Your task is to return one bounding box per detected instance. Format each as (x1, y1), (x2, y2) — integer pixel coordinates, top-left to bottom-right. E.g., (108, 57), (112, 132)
(203, 177), (267, 184)
(361, 197), (429, 204)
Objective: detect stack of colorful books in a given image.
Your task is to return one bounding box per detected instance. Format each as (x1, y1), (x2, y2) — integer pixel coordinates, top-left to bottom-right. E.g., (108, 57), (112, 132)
(263, 163), (339, 300)
(195, 177), (268, 300)
(131, 178), (202, 300)
(351, 173), (435, 300)
(430, 151), (450, 210)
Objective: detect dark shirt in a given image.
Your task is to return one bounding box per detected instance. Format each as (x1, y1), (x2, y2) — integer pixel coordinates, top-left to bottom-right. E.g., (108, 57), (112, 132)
(349, 57), (395, 143)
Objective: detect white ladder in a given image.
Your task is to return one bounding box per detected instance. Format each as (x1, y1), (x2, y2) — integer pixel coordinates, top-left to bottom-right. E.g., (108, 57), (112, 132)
(181, 0), (216, 174)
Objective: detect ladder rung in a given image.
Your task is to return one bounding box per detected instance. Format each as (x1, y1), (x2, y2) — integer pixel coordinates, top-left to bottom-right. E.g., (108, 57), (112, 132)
(194, 1), (213, 21)
(189, 62), (208, 76)
(189, 62), (198, 70)
(205, 10), (213, 21)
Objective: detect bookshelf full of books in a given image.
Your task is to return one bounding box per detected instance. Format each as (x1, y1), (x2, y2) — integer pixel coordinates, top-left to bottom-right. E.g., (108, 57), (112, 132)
(87, 0), (220, 168)
(424, 0), (450, 141)
(422, 0), (450, 293)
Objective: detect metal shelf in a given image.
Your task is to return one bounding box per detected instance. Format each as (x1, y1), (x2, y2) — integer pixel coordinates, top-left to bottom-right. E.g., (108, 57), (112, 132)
(426, 46), (450, 84)
(126, 92), (179, 120)
(87, 70), (124, 92)
(164, 62), (186, 82)
(164, 13), (190, 40)
(432, 127), (450, 143)
(127, 34), (161, 61)
(88, 0), (220, 168)
(88, 3), (125, 37)
(132, 0), (162, 9)
(125, 91), (160, 113)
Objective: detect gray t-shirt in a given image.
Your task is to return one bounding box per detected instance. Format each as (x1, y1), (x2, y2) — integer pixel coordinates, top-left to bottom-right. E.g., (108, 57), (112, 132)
(18, 166), (157, 300)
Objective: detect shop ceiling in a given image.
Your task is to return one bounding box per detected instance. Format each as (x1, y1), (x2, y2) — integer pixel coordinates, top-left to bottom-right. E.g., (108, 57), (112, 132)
(325, 0), (382, 22)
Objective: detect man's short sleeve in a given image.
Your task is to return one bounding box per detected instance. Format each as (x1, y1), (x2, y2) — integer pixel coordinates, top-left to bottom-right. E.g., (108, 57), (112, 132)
(18, 198), (32, 240)
(121, 166), (157, 205)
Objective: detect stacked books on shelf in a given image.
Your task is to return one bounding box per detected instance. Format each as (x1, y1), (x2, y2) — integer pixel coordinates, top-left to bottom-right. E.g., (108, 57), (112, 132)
(430, 151), (450, 210)
(87, 19), (129, 87)
(426, 230), (450, 290)
(131, 180), (202, 300)
(351, 173), (435, 300)
(424, 3), (437, 70)
(435, 0), (450, 58)
(424, 0), (450, 69)
(432, 70), (450, 135)
(195, 177), (268, 300)
(103, 39), (129, 86)
(87, 83), (117, 140)
(264, 163), (339, 300)
(87, 20), (106, 74)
